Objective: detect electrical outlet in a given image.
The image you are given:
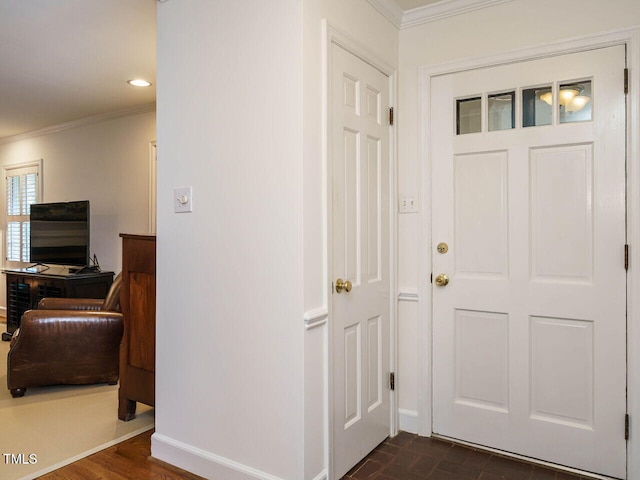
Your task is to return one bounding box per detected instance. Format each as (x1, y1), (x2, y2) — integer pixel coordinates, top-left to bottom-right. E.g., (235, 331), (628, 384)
(399, 195), (417, 213)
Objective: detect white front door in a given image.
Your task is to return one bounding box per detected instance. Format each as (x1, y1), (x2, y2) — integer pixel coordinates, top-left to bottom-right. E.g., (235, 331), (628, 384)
(331, 43), (392, 479)
(431, 46), (627, 478)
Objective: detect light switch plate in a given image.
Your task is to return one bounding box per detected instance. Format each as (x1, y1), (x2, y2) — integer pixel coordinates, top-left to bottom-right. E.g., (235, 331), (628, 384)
(174, 186), (193, 213)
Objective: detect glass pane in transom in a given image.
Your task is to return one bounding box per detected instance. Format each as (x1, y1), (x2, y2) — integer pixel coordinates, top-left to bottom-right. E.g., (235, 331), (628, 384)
(457, 97), (481, 134)
(488, 92), (515, 131)
(523, 86), (552, 127)
(559, 80), (592, 124)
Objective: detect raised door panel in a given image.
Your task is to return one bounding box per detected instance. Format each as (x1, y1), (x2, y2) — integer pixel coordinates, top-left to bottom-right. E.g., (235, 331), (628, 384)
(344, 323), (361, 429)
(341, 127), (360, 284)
(530, 316), (594, 428)
(530, 144), (593, 283)
(454, 309), (509, 413)
(454, 151), (508, 278)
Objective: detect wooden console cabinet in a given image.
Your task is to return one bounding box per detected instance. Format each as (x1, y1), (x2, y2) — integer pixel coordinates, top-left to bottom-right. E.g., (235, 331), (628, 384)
(118, 234), (156, 421)
(2, 267), (114, 341)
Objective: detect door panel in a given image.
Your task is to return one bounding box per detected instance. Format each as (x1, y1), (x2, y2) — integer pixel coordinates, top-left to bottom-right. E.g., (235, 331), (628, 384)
(431, 46), (626, 478)
(530, 316), (594, 428)
(530, 144), (593, 282)
(332, 43), (391, 479)
(454, 309), (509, 412)
(454, 151), (509, 278)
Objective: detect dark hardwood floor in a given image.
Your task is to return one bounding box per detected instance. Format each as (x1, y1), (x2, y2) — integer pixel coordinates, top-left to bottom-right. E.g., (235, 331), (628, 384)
(38, 429), (591, 480)
(37, 430), (204, 480)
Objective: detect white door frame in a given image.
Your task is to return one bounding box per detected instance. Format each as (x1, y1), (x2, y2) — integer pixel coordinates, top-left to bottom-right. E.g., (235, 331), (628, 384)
(149, 141), (157, 234)
(323, 21), (398, 480)
(418, 26), (640, 478)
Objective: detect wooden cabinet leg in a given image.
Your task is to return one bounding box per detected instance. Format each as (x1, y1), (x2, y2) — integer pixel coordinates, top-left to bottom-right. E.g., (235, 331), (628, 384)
(118, 398), (137, 421)
(10, 388), (26, 398)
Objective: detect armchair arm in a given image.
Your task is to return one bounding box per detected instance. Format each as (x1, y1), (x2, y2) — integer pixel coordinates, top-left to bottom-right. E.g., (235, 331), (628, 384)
(37, 297), (104, 311)
(10, 310), (124, 352)
(9, 327), (20, 348)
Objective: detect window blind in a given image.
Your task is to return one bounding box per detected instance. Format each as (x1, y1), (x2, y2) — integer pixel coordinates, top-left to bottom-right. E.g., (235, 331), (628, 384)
(5, 166), (39, 263)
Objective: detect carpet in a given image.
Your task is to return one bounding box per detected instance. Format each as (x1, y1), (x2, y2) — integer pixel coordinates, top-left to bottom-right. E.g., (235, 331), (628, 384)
(0, 336), (155, 480)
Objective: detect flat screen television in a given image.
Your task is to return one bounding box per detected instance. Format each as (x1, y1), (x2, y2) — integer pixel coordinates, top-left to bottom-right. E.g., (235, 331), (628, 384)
(30, 201), (90, 267)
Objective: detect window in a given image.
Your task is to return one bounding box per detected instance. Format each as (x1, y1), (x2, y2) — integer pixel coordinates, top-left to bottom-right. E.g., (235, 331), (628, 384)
(488, 91), (515, 131)
(457, 78), (594, 134)
(4, 162), (41, 264)
(559, 80), (592, 124)
(522, 86), (552, 127)
(456, 97), (482, 134)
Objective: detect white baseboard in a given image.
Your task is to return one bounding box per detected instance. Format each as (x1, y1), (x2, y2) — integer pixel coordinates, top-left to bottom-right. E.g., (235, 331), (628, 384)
(0, 306), (6, 319)
(151, 433), (288, 480)
(399, 408), (419, 434)
(310, 469), (328, 480)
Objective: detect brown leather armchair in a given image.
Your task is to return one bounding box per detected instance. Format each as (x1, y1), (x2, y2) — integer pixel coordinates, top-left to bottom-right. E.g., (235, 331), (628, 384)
(7, 274), (123, 398)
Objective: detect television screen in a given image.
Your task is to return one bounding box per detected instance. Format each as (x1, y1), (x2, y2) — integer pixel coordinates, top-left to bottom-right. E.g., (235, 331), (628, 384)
(30, 201), (90, 267)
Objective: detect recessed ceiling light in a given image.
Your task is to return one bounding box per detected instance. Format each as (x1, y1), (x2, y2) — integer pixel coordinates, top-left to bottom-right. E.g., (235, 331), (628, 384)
(127, 79), (152, 87)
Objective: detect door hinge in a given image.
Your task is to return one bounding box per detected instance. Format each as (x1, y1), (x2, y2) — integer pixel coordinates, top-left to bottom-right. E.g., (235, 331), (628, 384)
(625, 244), (629, 271)
(624, 68), (629, 95)
(389, 107), (394, 126)
(626, 414), (630, 440)
(389, 372), (395, 391)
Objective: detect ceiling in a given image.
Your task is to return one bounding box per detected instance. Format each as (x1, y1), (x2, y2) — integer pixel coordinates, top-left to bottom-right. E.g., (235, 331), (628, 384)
(0, 0), (156, 140)
(0, 0), (442, 141)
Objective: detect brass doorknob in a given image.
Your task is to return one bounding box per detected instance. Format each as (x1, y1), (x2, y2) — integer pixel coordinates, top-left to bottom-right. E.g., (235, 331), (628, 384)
(335, 278), (353, 294)
(435, 274), (449, 287)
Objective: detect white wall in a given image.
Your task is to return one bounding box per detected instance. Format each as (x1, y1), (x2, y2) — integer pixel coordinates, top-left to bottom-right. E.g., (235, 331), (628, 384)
(0, 110), (156, 311)
(154, 1), (305, 479)
(397, 0), (640, 430)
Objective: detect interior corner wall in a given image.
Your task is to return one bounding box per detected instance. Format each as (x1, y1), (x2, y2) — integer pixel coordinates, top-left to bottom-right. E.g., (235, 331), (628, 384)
(154, 2), (305, 480)
(302, 1), (399, 477)
(397, 0), (640, 431)
(0, 111), (156, 313)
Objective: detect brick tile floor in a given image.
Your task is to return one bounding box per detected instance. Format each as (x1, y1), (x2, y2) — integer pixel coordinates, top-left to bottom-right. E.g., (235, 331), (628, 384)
(341, 432), (593, 480)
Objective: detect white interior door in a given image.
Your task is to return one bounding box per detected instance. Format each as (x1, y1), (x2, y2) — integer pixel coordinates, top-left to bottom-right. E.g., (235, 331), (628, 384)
(431, 46), (627, 478)
(331, 43), (391, 479)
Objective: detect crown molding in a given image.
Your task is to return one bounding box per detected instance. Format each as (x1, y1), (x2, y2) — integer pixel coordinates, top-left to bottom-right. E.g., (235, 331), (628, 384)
(0, 103), (156, 145)
(402, 0), (513, 28)
(367, 0), (404, 29)
(369, 0), (515, 29)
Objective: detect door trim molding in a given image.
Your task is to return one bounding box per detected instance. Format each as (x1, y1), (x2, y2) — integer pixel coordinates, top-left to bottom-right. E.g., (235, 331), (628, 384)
(149, 141), (157, 234)
(418, 26), (640, 478)
(323, 20), (398, 480)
